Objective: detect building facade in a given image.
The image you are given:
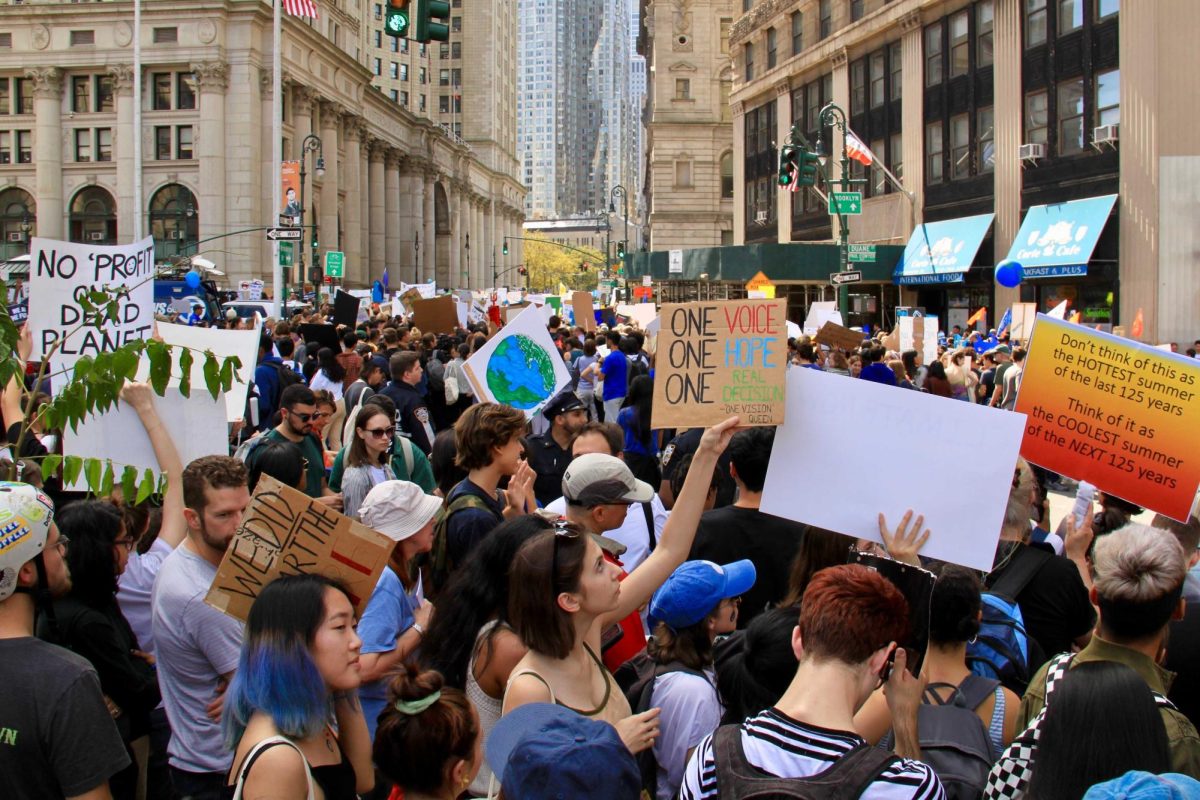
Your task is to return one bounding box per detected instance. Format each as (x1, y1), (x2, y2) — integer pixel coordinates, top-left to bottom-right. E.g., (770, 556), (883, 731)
(641, 0), (736, 252)
(0, 0), (525, 292)
(729, 0), (1200, 343)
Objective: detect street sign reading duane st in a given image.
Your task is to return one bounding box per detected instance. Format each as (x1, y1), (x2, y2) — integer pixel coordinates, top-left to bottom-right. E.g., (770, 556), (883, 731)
(830, 270), (864, 286)
(828, 191), (863, 216)
(848, 244), (876, 263)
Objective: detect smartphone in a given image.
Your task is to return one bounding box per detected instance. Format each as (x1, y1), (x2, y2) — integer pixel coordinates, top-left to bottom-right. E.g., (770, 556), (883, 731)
(1072, 481), (1096, 526)
(878, 645), (899, 683)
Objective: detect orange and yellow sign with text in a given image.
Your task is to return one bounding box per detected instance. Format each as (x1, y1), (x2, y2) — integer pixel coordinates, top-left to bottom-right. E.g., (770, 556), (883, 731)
(1016, 315), (1200, 520)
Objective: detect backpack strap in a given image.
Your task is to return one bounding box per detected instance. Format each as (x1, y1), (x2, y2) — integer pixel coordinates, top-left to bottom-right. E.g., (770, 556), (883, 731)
(955, 673), (1003, 710)
(395, 436), (415, 477)
(986, 545), (1053, 600)
(230, 736), (316, 800)
(641, 500), (657, 553)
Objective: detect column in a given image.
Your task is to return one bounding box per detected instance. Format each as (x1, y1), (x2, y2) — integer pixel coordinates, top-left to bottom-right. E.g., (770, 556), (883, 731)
(108, 65), (135, 242)
(488, 203), (498, 292)
(451, 185), (464, 288)
(342, 117), (363, 286)
(26, 68), (63, 239)
(397, 157), (418, 284)
(226, 61), (262, 274)
(899, 12), (925, 217)
(829, 49), (850, 243)
(369, 140), (386, 280)
(732, 102), (745, 245)
(319, 101), (341, 268)
(423, 170), (437, 283)
(290, 87), (314, 286)
(774, 80), (793, 244)
(360, 139), (370, 276)
(992, 0), (1023, 312)
(385, 150), (402, 281)
(190, 62), (229, 247)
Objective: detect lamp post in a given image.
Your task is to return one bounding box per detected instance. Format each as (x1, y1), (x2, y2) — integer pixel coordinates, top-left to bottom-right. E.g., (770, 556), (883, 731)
(609, 184), (628, 270)
(413, 230), (420, 284)
(813, 102), (861, 321)
(298, 133), (325, 301)
(596, 211), (611, 280)
(464, 232), (470, 288)
(20, 210), (31, 254)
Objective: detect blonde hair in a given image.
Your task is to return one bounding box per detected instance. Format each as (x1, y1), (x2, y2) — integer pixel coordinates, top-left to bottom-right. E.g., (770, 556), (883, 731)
(1003, 457), (1036, 534)
(1093, 523), (1186, 604)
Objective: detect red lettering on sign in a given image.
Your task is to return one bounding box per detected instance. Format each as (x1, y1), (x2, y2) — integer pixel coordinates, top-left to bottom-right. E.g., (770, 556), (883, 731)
(722, 303), (781, 335)
(330, 548), (373, 575)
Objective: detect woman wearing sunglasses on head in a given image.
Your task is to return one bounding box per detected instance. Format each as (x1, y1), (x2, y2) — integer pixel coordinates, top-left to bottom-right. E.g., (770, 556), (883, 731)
(341, 405), (398, 521)
(502, 417), (740, 755)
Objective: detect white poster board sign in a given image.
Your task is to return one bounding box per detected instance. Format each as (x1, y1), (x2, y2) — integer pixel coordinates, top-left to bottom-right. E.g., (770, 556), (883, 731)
(761, 368), (1025, 571)
(400, 280), (436, 299)
(136, 322), (260, 422)
(29, 236), (156, 387)
(802, 301), (842, 335)
(461, 305), (570, 418)
(65, 386), (228, 481)
(668, 249), (683, 274)
(899, 316), (939, 364)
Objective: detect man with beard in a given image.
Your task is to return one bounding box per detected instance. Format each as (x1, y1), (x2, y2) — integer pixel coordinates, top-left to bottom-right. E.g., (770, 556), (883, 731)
(151, 456), (251, 800)
(253, 383), (341, 506)
(526, 391), (588, 507)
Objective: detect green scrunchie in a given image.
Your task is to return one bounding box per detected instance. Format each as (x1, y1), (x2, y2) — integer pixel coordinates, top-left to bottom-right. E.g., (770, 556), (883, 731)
(393, 690), (441, 716)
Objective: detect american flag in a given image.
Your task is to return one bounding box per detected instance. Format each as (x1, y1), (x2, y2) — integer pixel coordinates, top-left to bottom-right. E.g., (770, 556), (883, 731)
(282, 0), (318, 20)
(787, 164), (801, 193)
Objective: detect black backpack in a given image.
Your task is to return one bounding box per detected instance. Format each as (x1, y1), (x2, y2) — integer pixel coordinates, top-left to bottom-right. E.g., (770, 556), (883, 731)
(712, 724), (898, 799)
(620, 651), (707, 795)
(881, 675), (1001, 800)
(265, 360), (305, 408)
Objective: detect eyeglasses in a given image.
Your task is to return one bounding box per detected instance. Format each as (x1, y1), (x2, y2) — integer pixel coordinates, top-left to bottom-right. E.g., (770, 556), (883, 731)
(288, 410), (314, 423)
(365, 427), (397, 439)
(550, 519), (579, 594)
(311, 411), (331, 420)
(113, 537), (136, 552)
(54, 534), (70, 556)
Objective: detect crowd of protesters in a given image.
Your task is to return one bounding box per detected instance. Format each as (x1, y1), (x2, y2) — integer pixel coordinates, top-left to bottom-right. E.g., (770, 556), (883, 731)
(2, 297), (1200, 800)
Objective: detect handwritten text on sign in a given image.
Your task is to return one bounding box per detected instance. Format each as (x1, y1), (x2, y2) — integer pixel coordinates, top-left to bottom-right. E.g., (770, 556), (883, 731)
(651, 299), (787, 428)
(205, 476), (392, 622)
(1015, 315), (1200, 520)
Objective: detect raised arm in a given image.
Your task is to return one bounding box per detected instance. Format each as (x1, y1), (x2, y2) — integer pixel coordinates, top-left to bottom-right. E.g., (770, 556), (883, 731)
(598, 416), (739, 628)
(3, 324), (32, 433)
(120, 382), (186, 548)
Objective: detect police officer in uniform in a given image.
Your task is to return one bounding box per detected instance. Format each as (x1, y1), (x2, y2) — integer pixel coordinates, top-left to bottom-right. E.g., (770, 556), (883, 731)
(381, 351), (437, 455)
(527, 391), (588, 507)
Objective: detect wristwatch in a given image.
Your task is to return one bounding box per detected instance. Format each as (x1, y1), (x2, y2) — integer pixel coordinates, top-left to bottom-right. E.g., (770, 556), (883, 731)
(411, 622), (425, 636)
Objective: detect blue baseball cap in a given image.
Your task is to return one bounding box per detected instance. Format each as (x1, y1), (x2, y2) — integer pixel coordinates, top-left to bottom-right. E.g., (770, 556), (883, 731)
(486, 704), (641, 800)
(647, 559), (757, 630)
(1083, 771), (1200, 800)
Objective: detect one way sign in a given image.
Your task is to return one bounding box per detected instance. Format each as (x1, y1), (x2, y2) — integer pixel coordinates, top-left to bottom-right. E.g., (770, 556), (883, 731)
(266, 227), (302, 241)
(830, 270), (863, 286)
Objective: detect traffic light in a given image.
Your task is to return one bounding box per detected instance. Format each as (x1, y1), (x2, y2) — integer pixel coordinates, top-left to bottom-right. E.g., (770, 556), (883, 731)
(616, 240), (626, 259)
(777, 145), (797, 187)
(502, 240), (508, 256)
(517, 266), (527, 277)
(412, 0), (450, 43)
(796, 148), (820, 187)
(581, 262), (590, 271)
(385, 0), (410, 38)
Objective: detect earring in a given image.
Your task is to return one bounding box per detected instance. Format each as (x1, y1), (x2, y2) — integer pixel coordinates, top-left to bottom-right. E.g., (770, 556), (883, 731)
(968, 634), (978, 644)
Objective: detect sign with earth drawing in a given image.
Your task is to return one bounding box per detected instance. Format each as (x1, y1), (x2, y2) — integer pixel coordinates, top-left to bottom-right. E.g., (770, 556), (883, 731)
(461, 304), (571, 418)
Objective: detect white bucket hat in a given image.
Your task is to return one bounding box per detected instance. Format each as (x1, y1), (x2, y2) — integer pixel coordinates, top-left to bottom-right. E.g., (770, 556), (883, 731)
(358, 480), (443, 542)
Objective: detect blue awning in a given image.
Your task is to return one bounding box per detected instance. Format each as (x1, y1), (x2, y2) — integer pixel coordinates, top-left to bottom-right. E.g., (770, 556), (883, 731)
(893, 213), (995, 285)
(1005, 194), (1118, 279)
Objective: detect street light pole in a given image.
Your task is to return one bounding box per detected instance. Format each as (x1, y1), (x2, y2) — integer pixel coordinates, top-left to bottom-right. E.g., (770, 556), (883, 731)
(610, 184), (628, 269)
(815, 102), (857, 321)
(413, 230), (420, 285)
(298, 133), (325, 303)
(464, 233), (470, 289)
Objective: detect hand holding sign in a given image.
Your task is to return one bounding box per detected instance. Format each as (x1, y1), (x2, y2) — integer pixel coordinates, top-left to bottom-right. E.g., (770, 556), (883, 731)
(878, 509), (931, 567)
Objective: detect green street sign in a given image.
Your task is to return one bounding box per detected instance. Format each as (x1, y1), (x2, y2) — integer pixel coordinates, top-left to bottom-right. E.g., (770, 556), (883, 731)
(848, 243), (876, 263)
(325, 250), (345, 278)
(278, 242), (294, 267)
(828, 191), (863, 216)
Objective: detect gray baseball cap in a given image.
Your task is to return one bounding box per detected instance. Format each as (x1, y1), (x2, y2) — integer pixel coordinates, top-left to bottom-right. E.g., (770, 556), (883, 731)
(562, 453), (654, 506)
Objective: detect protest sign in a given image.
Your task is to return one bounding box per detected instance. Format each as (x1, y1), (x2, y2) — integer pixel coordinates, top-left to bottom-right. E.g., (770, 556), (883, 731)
(814, 321), (866, 352)
(392, 297), (405, 318)
(411, 295), (458, 334)
(206, 476), (392, 622)
(137, 321), (260, 422)
(332, 290), (359, 328)
(629, 304), (657, 330)
(65, 387), (227, 481)
(454, 297), (468, 328)
(571, 291), (595, 332)
(29, 236), (155, 385)
(802, 301), (841, 335)
(1009, 303), (1037, 341)
(785, 320), (801, 340)
(503, 302), (530, 324)
(899, 316), (938, 364)
(762, 367), (1025, 571)
(299, 323), (338, 353)
(399, 280), (436, 300)
(1047, 299), (1069, 320)
(651, 299), (787, 429)
(1015, 315), (1200, 520)
(462, 304), (571, 418)
(399, 287), (424, 313)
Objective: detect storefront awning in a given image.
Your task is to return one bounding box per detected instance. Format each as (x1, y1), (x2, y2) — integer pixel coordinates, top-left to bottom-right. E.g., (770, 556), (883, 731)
(893, 213), (995, 285)
(1004, 194), (1118, 279)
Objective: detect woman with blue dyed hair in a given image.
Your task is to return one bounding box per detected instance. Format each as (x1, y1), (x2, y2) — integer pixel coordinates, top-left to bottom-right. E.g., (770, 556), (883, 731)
(222, 574), (374, 800)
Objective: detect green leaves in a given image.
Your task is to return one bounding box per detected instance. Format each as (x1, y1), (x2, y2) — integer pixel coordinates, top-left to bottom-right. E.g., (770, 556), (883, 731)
(146, 339), (170, 396)
(203, 351), (220, 400)
(178, 347), (193, 398)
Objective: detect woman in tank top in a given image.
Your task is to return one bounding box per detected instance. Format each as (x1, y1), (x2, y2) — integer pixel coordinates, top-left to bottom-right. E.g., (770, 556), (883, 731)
(223, 574), (373, 800)
(501, 417), (739, 754)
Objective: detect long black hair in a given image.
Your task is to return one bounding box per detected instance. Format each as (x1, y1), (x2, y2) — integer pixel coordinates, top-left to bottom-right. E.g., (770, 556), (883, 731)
(317, 347), (346, 383)
(1028, 661), (1170, 799)
(419, 514), (552, 688)
(58, 500), (123, 608)
(621, 374), (654, 447)
(714, 605), (800, 725)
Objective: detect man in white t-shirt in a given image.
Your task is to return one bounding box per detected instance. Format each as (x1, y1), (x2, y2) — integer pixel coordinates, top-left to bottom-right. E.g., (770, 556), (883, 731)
(543, 420), (668, 572)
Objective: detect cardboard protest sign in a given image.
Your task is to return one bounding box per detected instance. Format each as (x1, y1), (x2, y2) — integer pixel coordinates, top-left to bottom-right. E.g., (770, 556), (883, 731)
(571, 291), (596, 332)
(65, 387), (227, 481)
(333, 290), (359, 328)
(399, 287), (424, 313)
(136, 322), (260, 422)
(206, 476), (392, 622)
(1015, 315), (1200, 520)
(899, 316), (938, 364)
(814, 321), (865, 352)
(651, 299), (787, 429)
(462, 305), (571, 418)
(29, 236), (155, 386)
(1009, 303), (1037, 342)
(411, 295), (458, 334)
(629, 304), (657, 330)
(761, 367), (1025, 571)
(400, 280), (436, 300)
(503, 302), (530, 324)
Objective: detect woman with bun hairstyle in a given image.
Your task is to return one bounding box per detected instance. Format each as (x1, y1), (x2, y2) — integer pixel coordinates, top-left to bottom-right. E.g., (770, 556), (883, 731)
(373, 664), (481, 800)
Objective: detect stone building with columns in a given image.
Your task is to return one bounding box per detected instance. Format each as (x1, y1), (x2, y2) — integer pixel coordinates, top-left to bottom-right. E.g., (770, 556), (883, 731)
(727, 0), (1200, 344)
(0, 1), (525, 291)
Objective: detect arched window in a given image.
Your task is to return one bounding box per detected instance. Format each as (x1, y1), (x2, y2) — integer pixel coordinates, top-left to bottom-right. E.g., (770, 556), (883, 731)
(0, 187), (34, 260)
(720, 152), (734, 198)
(148, 183), (198, 260)
(69, 186), (117, 245)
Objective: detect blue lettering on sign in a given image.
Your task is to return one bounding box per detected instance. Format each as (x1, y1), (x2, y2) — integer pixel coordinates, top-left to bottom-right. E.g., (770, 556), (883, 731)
(725, 337), (778, 368)
(1022, 264), (1088, 279)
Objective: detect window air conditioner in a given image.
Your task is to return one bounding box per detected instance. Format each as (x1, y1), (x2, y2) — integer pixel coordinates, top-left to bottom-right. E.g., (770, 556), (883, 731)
(7, 232), (22, 242)
(1018, 143), (1045, 163)
(1093, 124), (1119, 149)
(88, 231), (105, 241)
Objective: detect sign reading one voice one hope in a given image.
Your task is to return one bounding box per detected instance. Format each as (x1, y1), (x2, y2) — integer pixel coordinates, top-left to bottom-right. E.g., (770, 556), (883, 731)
(652, 299), (787, 428)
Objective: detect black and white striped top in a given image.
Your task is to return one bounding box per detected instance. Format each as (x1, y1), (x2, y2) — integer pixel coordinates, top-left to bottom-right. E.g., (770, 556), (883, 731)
(678, 708), (946, 800)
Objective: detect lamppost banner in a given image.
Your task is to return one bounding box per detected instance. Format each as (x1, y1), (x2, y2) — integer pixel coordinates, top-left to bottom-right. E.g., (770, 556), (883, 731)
(280, 161), (301, 217)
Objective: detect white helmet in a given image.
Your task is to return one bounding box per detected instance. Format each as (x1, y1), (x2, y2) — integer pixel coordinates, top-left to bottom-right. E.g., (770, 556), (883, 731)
(0, 482), (56, 602)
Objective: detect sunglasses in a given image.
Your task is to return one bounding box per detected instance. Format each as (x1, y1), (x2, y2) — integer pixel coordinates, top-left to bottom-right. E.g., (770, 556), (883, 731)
(365, 427), (397, 439)
(550, 519), (580, 594)
(288, 410), (314, 423)
(112, 537), (136, 552)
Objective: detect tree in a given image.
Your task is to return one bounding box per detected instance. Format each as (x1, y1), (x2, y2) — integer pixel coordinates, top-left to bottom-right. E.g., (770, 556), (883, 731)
(0, 259), (240, 500)
(521, 232), (601, 293)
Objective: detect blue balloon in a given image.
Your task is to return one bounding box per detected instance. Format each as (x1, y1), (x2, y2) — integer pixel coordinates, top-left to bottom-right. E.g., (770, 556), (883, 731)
(995, 259), (1023, 288)
(185, 269), (202, 289)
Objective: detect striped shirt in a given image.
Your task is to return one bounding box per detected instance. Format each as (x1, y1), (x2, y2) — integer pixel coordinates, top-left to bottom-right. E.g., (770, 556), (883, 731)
(679, 709), (945, 800)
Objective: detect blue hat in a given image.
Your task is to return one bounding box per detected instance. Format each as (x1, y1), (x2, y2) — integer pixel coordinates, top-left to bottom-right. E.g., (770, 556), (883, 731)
(1083, 771), (1200, 800)
(647, 559), (757, 630)
(486, 704), (641, 800)
(364, 355), (389, 374)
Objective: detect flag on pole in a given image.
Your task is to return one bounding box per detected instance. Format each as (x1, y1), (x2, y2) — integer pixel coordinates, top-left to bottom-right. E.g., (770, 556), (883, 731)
(996, 307), (1012, 337)
(965, 307), (987, 327)
(845, 131), (875, 167)
(282, 0), (318, 19)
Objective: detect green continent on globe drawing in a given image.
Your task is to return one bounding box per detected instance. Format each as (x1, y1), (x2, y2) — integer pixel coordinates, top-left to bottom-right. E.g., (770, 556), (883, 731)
(485, 334), (557, 409)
